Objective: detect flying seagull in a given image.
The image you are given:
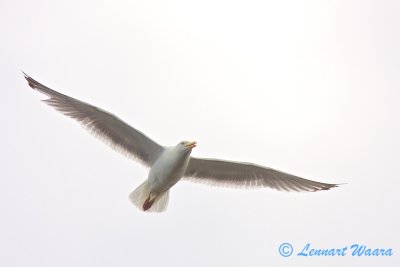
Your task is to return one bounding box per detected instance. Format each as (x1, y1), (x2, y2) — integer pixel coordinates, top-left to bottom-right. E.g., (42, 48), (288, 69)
(23, 73), (339, 212)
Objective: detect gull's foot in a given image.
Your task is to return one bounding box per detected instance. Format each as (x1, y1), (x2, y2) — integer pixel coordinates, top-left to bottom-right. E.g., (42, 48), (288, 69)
(143, 195), (156, 211)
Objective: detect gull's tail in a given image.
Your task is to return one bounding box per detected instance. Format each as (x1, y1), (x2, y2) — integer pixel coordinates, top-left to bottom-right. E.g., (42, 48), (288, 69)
(129, 180), (169, 212)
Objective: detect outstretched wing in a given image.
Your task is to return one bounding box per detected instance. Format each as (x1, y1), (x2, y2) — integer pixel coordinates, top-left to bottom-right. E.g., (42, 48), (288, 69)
(184, 157), (338, 192)
(24, 73), (164, 166)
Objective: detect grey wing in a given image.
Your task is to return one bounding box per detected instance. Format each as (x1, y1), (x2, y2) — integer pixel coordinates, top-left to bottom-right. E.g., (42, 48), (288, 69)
(184, 157), (338, 192)
(24, 73), (164, 166)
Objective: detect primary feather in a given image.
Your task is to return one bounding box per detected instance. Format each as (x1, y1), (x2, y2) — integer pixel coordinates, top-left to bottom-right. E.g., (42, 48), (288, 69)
(23, 73), (163, 166)
(184, 158), (338, 192)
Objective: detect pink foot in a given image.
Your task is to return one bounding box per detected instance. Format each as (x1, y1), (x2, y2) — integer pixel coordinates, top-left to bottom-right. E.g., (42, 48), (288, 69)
(143, 195), (155, 211)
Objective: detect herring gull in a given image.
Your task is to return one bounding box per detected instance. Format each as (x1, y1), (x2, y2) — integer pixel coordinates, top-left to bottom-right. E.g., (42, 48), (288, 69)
(23, 73), (339, 212)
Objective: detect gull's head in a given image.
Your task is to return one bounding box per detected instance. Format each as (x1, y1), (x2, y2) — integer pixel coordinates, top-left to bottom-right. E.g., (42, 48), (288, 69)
(177, 141), (197, 152)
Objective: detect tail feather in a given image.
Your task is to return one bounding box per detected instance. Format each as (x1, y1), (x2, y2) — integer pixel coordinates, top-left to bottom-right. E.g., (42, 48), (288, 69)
(129, 181), (169, 212)
(149, 190), (169, 212)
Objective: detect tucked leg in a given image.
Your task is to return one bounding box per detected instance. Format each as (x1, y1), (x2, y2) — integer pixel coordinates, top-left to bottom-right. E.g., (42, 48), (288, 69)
(143, 193), (156, 211)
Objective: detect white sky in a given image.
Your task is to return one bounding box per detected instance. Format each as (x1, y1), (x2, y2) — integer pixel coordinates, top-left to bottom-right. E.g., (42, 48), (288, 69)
(1, 0), (399, 266)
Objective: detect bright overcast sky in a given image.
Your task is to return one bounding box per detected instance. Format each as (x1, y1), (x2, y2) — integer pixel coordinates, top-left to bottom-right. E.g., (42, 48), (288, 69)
(1, 0), (399, 266)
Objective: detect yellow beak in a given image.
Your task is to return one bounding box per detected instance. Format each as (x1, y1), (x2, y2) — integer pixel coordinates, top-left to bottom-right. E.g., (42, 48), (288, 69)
(185, 141), (197, 149)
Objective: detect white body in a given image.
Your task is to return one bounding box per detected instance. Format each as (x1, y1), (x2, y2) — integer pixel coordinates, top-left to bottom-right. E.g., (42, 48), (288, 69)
(148, 146), (191, 194)
(129, 143), (194, 212)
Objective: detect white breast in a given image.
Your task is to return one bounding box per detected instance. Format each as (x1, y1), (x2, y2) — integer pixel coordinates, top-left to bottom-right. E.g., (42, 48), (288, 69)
(147, 147), (191, 194)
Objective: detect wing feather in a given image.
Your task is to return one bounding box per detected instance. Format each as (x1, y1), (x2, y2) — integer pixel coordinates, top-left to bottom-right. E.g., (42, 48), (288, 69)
(24, 73), (163, 166)
(184, 157), (338, 192)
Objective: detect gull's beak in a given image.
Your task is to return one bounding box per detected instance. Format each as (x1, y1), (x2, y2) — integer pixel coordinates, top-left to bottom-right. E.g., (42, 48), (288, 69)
(185, 141), (197, 149)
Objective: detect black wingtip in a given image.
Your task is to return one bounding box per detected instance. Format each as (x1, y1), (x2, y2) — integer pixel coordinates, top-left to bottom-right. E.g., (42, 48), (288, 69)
(22, 71), (31, 82)
(21, 73), (66, 99)
(22, 71), (42, 90)
(22, 71), (33, 88)
(322, 182), (345, 191)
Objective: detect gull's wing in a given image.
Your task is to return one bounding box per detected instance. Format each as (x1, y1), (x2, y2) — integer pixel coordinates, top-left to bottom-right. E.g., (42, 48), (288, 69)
(23, 73), (164, 166)
(184, 157), (338, 192)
